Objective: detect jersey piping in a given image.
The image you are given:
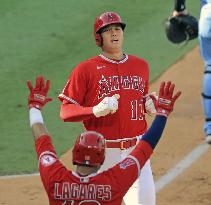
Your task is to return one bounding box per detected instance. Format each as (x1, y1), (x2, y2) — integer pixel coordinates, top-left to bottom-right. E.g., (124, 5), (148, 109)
(99, 54), (128, 64)
(58, 94), (80, 105)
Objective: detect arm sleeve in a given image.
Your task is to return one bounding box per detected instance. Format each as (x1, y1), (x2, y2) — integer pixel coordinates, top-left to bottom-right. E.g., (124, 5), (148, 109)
(141, 115), (167, 149)
(174, 0), (186, 12)
(60, 100), (95, 122)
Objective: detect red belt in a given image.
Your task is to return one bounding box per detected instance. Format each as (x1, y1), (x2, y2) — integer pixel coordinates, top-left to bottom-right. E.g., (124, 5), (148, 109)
(106, 138), (137, 150)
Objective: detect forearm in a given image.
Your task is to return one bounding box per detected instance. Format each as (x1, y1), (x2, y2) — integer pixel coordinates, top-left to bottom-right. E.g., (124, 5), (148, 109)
(32, 123), (49, 141)
(29, 108), (49, 141)
(141, 115), (167, 149)
(60, 103), (94, 122)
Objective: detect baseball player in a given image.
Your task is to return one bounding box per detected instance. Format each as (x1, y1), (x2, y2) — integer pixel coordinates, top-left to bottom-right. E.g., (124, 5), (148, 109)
(172, 0), (211, 144)
(58, 11), (157, 205)
(27, 76), (181, 205)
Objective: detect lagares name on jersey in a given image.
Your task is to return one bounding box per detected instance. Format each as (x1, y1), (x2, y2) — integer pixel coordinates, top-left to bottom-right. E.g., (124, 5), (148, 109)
(54, 182), (111, 201)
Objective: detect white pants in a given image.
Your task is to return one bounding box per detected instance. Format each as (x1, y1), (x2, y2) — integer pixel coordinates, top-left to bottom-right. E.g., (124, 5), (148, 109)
(99, 142), (156, 205)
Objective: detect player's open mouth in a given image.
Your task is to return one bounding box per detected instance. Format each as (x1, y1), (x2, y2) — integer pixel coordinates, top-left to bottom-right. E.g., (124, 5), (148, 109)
(111, 39), (119, 43)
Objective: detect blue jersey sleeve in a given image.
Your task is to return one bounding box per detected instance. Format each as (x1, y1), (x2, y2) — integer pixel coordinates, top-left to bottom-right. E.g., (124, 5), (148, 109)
(141, 115), (167, 149)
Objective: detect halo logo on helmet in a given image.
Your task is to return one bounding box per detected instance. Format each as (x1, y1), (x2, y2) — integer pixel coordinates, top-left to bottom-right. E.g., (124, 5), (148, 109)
(72, 131), (106, 166)
(94, 11), (126, 47)
(108, 13), (114, 22)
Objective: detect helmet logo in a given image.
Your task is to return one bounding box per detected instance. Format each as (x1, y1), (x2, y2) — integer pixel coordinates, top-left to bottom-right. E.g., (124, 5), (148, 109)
(107, 13), (114, 22)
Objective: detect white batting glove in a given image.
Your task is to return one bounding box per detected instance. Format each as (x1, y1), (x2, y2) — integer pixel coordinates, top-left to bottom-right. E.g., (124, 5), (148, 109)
(145, 92), (158, 115)
(93, 94), (120, 117)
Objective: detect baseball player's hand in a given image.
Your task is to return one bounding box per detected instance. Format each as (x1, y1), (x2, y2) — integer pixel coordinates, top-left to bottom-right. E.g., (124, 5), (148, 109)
(93, 94), (120, 117)
(144, 92), (158, 115)
(152, 81), (181, 117)
(27, 76), (53, 110)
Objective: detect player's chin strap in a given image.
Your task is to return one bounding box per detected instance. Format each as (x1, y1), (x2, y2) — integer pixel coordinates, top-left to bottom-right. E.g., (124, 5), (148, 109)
(29, 107), (44, 127)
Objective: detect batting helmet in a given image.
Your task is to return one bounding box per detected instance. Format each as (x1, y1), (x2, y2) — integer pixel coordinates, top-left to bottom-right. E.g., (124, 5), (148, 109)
(72, 131), (106, 166)
(94, 11), (126, 46)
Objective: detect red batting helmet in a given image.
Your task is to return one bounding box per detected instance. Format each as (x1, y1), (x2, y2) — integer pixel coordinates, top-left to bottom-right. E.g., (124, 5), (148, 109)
(94, 11), (126, 46)
(72, 131), (106, 166)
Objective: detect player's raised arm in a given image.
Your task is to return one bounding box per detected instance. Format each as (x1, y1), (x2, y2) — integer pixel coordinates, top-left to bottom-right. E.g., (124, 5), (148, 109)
(141, 81), (181, 149)
(106, 81), (181, 197)
(128, 81), (181, 163)
(27, 76), (53, 141)
(130, 81), (181, 172)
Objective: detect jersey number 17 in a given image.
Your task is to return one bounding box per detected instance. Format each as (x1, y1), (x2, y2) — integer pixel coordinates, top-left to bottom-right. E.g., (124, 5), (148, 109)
(131, 99), (145, 120)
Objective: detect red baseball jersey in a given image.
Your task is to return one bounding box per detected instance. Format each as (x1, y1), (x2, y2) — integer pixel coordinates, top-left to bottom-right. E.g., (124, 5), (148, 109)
(36, 135), (153, 205)
(59, 54), (149, 140)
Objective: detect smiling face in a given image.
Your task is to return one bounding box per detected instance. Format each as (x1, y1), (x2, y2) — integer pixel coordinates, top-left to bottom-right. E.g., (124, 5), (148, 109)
(100, 23), (124, 53)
